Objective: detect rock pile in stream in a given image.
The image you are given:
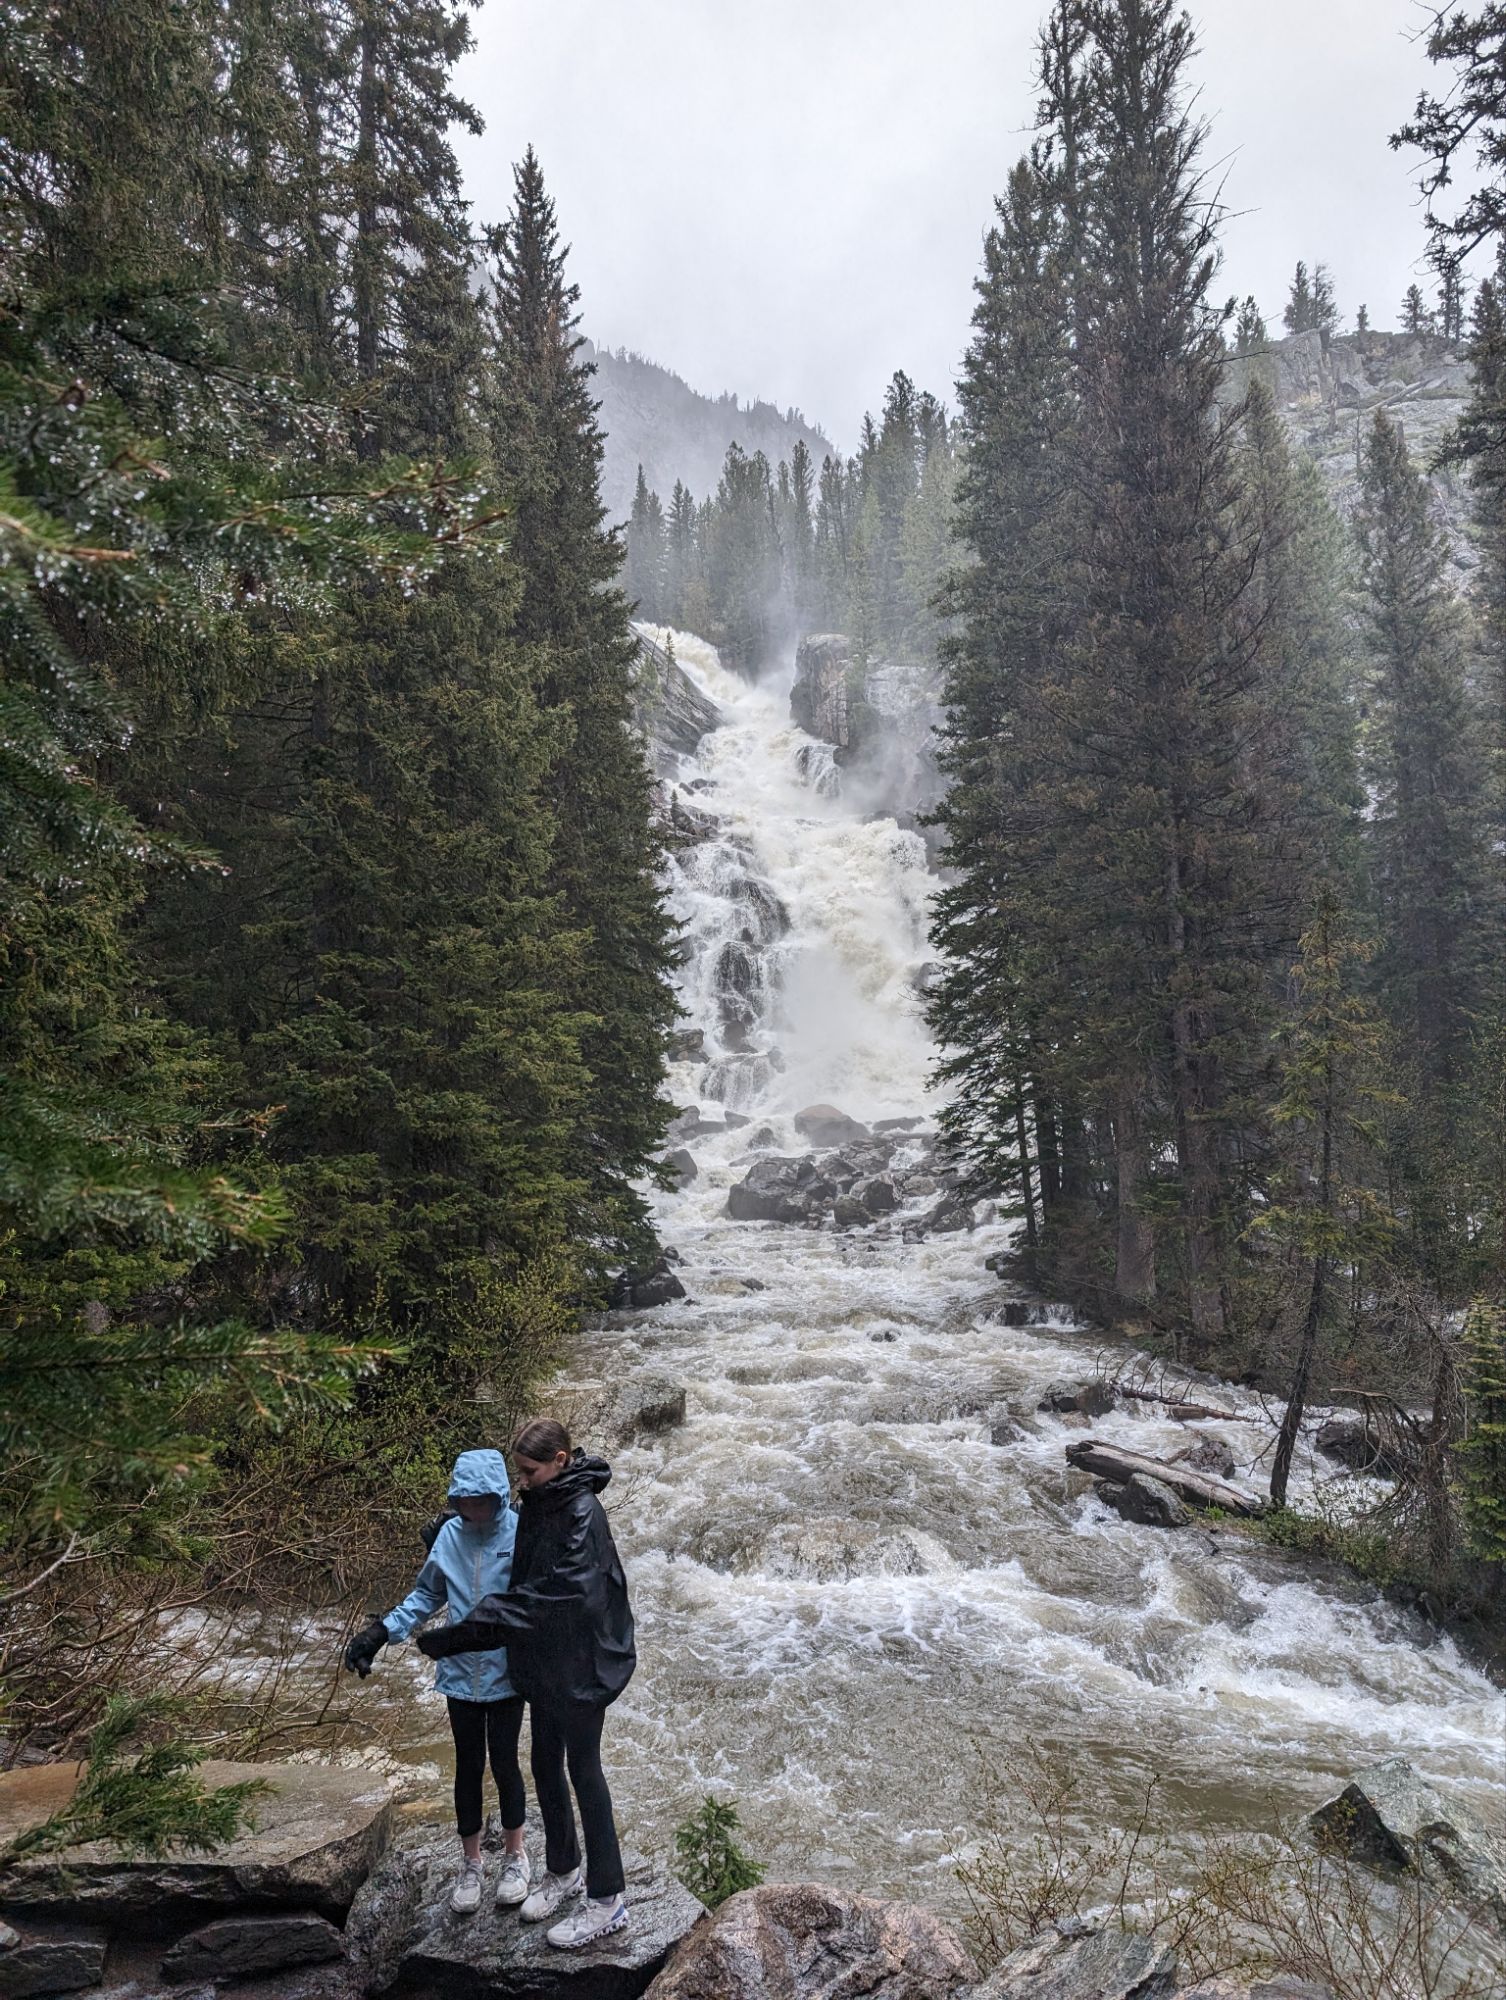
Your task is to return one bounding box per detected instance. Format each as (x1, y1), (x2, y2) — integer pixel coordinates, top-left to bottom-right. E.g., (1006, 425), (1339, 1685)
(721, 1118), (972, 1235)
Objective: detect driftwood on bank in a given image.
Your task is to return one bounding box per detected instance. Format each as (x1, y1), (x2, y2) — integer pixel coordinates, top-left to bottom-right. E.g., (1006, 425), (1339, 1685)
(1114, 1383), (1234, 1422)
(1065, 1437), (1266, 1516)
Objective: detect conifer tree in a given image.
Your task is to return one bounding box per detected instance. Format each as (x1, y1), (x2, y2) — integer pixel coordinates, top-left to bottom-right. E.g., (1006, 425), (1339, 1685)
(627, 465), (668, 621)
(485, 149), (677, 1258)
(1234, 295), (1267, 352)
(1283, 260), (1315, 333)
(1355, 409), (1494, 1276)
(1254, 893), (1395, 1509)
(1356, 302), (1371, 334)
(1402, 282), (1433, 335)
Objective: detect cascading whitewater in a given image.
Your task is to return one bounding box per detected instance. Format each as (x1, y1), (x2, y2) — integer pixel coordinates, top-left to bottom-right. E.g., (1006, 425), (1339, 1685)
(568, 628), (1506, 1912)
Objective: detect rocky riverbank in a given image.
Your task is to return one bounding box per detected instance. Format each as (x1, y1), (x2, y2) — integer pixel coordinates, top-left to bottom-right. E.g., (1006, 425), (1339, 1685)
(1, 1755), (1500, 2000)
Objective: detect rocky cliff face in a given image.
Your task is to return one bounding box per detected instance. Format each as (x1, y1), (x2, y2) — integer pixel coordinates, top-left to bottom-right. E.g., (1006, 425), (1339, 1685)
(631, 626), (723, 773)
(789, 634), (944, 841)
(1224, 327), (1477, 585)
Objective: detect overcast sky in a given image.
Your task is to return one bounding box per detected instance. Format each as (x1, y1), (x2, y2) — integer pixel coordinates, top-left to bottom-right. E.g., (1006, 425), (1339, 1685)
(453, 0), (1452, 451)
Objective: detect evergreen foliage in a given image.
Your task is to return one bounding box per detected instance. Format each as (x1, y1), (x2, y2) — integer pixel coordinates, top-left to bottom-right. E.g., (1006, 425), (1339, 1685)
(673, 1796), (765, 1909)
(1283, 260), (1338, 338)
(1458, 1301), (1506, 1561)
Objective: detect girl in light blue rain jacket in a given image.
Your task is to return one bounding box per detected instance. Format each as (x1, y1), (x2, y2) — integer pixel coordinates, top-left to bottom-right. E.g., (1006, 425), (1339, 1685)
(343, 1448), (532, 1915)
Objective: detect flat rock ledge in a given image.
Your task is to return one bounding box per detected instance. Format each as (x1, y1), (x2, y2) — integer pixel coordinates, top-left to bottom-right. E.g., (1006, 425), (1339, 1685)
(0, 1762), (393, 1932)
(348, 1825), (703, 2000)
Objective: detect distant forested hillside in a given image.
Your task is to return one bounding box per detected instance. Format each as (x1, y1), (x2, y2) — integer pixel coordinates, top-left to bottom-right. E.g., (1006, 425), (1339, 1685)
(585, 340), (833, 520)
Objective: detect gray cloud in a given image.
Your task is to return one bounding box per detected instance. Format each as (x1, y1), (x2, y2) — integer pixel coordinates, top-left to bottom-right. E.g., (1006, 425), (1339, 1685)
(454, 0), (1449, 451)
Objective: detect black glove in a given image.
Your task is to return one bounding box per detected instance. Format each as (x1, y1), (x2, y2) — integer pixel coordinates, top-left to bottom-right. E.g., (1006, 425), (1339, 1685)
(344, 1616), (389, 1677)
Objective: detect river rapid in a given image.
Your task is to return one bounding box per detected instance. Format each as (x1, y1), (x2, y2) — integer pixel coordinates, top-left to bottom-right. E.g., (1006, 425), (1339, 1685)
(390, 630), (1503, 1911)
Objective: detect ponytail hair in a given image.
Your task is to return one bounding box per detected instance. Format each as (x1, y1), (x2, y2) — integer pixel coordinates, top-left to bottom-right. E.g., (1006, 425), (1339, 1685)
(512, 1417), (571, 1462)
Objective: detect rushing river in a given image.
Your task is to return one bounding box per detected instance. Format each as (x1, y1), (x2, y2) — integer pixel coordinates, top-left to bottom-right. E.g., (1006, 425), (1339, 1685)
(381, 629), (1503, 1912)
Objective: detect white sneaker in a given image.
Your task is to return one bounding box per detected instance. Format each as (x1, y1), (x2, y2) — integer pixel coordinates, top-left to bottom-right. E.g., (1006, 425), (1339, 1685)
(547, 1892), (628, 1950)
(448, 1860), (484, 1915)
(495, 1848), (531, 1908)
(519, 1866), (582, 1922)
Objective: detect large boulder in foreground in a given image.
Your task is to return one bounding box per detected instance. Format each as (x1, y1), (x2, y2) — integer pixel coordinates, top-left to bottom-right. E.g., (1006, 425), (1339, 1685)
(644, 1882), (975, 1999)
(727, 1157), (819, 1223)
(970, 1921), (1178, 1998)
(350, 1826), (702, 2000)
(160, 1912), (345, 1983)
(0, 1761), (393, 1932)
(1307, 1756), (1506, 1931)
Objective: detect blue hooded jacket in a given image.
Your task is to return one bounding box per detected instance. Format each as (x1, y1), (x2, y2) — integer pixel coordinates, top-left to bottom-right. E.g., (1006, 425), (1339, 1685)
(383, 1448), (516, 1702)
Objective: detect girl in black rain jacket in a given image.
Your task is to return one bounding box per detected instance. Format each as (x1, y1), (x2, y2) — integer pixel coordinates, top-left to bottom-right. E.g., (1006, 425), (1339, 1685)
(419, 1423), (636, 1951)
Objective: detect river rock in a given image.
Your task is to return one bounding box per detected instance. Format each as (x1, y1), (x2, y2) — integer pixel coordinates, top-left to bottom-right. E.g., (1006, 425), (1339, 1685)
(922, 1194), (974, 1234)
(665, 1148), (698, 1186)
(364, 1834), (702, 2000)
(612, 1257), (688, 1310)
(644, 1881), (976, 1999)
(1096, 1475), (1191, 1530)
(1307, 1756), (1506, 1929)
(728, 1157), (817, 1223)
(1313, 1415), (1400, 1481)
(667, 1029), (705, 1061)
(0, 1762), (393, 1932)
(793, 1103), (870, 1147)
(970, 1922), (1178, 1999)
(160, 1914), (344, 1983)
(855, 1177), (898, 1215)
(832, 1194), (869, 1228)
(1039, 1379), (1117, 1417)
(1172, 1437), (1238, 1481)
(0, 1923), (108, 1999)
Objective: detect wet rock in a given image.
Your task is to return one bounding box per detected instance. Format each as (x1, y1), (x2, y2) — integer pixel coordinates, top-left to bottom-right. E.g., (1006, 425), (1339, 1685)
(970, 1923), (1178, 1999)
(869, 1327), (899, 1343)
(988, 1409), (1026, 1447)
(856, 1177), (898, 1215)
(922, 1194), (974, 1234)
(1307, 1756), (1506, 1930)
(833, 1194), (869, 1229)
(667, 1029), (705, 1061)
(790, 634), (855, 749)
(664, 1149), (698, 1187)
(758, 1521), (954, 1583)
(874, 1117), (924, 1134)
(0, 1763), (393, 1932)
(1172, 1437), (1237, 1481)
(633, 632), (723, 760)
(667, 1108), (725, 1142)
(1314, 1415), (1400, 1481)
(611, 1258), (688, 1310)
(728, 1157), (818, 1223)
(0, 1924), (108, 1999)
(1096, 1474), (1191, 1530)
(1038, 1379), (1117, 1417)
(996, 1301), (1031, 1327)
(161, 1914), (344, 1983)
(793, 1103), (870, 1147)
(644, 1881), (976, 1999)
(611, 1376), (689, 1442)
(377, 1839), (702, 1999)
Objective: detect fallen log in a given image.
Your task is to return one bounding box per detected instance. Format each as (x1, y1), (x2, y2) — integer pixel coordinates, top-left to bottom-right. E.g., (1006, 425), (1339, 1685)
(1065, 1437), (1266, 1517)
(1115, 1382), (1234, 1422)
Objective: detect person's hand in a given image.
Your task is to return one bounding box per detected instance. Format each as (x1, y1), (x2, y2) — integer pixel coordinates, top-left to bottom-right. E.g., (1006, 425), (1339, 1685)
(344, 1617), (389, 1677)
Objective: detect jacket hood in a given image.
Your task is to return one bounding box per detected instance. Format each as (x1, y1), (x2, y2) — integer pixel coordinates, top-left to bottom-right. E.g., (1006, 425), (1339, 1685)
(448, 1447), (512, 1501)
(526, 1450), (611, 1506)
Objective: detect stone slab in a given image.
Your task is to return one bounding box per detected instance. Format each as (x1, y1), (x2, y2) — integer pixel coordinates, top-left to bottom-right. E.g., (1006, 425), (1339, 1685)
(160, 1913), (345, 1983)
(0, 1924), (108, 2000)
(0, 1762), (393, 1932)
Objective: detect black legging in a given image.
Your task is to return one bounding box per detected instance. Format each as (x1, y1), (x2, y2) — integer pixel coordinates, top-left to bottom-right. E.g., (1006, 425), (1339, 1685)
(447, 1695), (526, 1839)
(529, 1701), (624, 1899)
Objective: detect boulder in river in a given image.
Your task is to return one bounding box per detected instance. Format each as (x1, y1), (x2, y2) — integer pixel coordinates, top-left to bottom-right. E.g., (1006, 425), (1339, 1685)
(793, 1103), (870, 1147)
(1307, 1756), (1506, 1931)
(664, 1148), (698, 1187)
(1171, 1436), (1238, 1481)
(611, 1257), (688, 1310)
(644, 1881), (976, 1999)
(1039, 1379), (1117, 1417)
(727, 1157), (818, 1223)
(970, 1922), (1178, 1999)
(1313, 1414), (1400, 1481)
(0, 1761), (393, 1932)
(1096, 1474), (1191, 1530)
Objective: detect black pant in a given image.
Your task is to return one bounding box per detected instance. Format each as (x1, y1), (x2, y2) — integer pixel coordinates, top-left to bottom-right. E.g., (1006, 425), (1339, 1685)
(529, 1700), (624, 1899)
(447, 1695), (526, 1839)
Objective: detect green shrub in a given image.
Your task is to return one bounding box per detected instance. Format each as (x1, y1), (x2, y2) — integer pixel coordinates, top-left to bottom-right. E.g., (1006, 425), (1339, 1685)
(673, 1795), (764, 1909)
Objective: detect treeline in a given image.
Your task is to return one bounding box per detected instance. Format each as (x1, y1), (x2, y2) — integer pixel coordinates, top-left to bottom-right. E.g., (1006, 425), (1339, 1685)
(1, 0), (673, 1656)
(623, 372), (957, 673)
(929, 0), (1504, 1566)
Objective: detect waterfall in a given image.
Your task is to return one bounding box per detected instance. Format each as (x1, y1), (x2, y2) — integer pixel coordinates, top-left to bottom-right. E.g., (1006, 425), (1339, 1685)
(567, 627), (1506, 1910)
